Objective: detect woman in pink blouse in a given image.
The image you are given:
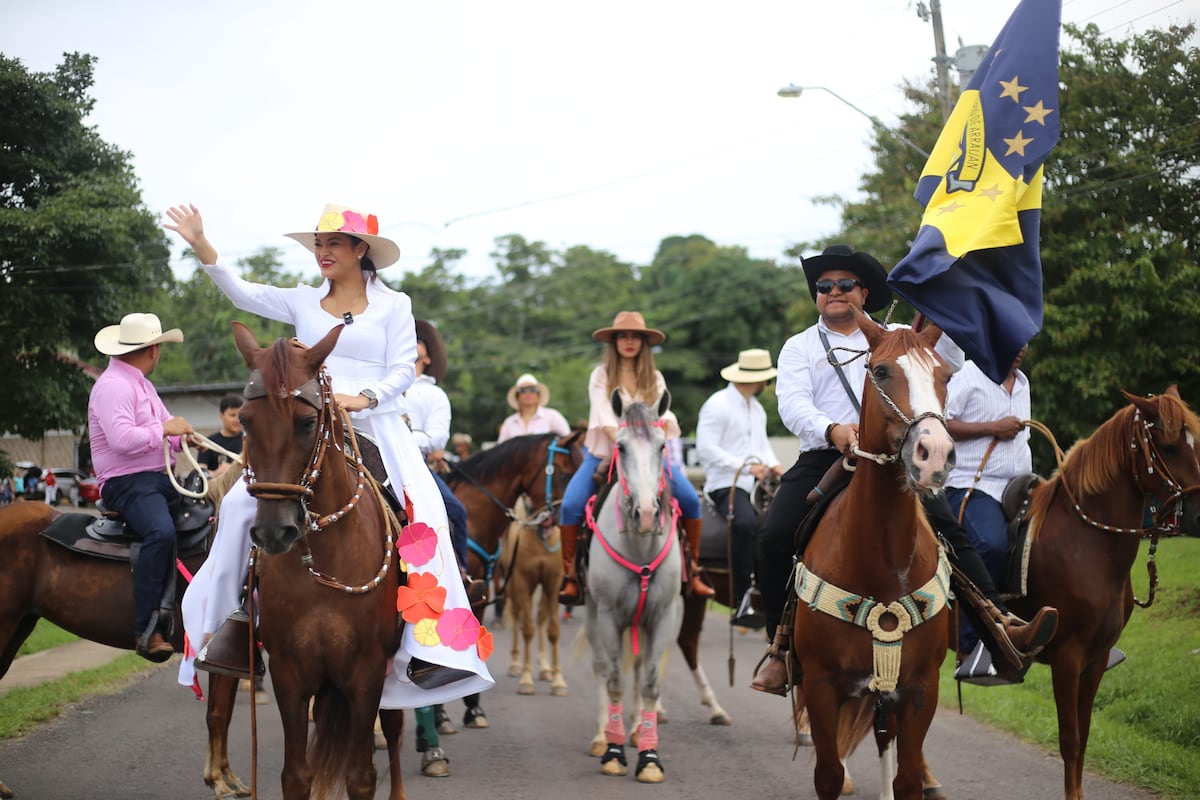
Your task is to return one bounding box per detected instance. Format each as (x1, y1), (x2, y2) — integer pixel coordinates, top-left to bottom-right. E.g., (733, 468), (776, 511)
(496, 374), (571, 443)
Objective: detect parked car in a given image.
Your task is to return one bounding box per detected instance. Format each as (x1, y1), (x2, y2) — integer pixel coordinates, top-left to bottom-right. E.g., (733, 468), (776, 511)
(39, 468), (100, 506)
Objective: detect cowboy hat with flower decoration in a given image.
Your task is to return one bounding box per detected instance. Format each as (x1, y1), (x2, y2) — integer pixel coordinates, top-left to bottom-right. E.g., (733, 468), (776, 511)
(284, 203), (401, 269)
(506, 373), (551, 410)
(720, 349), (778, 383)
(95, 313), (184, 356)
(591, 311), (666, 346)
(801, 244), (892, 313)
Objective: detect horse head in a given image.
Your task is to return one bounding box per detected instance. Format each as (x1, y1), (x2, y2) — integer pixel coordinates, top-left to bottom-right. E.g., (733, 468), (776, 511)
(1121, 385), (1200, 536)
(232, 321), (345, 555)
(856, 310), (956, 493)
(611, 390), (672, 535)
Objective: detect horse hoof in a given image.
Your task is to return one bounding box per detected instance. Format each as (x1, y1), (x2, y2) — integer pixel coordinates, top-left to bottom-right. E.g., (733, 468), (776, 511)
(589, 740), (607, 757)
(420, 747), (450, 778)
(923, 785), (947, 800)
(374, 731), (387, 750)
(551, 684), (569, 697)
(842, 773), (854, 794)
(517, 683), (536, 696)
(538, 669), (553, 682)
(507, 664), (522, 678)
(637, 764), (665, 783)
(463, 707), (489, 729)
(601, 760), (628, 777)
(709, 711), (733, 726)
(600, 744), (629, 776)
(434, 707), (457, 735)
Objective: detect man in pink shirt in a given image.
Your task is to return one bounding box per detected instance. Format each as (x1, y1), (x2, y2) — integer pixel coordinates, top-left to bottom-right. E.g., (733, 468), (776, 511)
(88, 313), (194, 662)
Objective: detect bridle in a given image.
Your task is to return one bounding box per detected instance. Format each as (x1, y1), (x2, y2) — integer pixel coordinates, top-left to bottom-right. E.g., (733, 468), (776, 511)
(605, 419), (676, 536)
(239, 360), (394, 595)
(827, 344), (949, 467)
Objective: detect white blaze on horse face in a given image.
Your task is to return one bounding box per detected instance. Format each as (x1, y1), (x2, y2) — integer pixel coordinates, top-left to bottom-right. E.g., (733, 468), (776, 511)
(620, 430), (665, 534)
(895, 350), (955, 489)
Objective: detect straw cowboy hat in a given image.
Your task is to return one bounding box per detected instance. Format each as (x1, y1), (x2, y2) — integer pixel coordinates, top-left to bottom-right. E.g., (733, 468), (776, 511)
(801, 244), (892, 313)
(94, 313), (184, 356)
(284, 203), (401, 269)
(414, 319), (448, 382)
(591, 311), (666, 346)
(720, 349), (778, 383)
(506, 373), (550, 410)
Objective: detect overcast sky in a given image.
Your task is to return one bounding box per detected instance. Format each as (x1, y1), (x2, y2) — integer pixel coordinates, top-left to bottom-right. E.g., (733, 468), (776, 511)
(4, 0), (1196, 283)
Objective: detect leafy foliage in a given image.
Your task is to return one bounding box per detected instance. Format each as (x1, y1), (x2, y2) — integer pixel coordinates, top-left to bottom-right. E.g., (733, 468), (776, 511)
(0, 52), (171, 438)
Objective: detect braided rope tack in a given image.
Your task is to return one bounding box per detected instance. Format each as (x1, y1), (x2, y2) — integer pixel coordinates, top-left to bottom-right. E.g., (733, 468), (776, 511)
(795, 549), (952, 693)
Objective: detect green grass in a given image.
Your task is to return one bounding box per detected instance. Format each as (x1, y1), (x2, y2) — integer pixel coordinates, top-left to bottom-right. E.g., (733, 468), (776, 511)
(941, 537), (1200, 799)
(16, 620), (79, 657)
(0, 654), (158, 740)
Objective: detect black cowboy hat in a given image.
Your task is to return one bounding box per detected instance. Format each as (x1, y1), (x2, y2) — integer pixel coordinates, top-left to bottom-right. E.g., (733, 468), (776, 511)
(801, 244), (892, 314)
(414, 319), (448, 383)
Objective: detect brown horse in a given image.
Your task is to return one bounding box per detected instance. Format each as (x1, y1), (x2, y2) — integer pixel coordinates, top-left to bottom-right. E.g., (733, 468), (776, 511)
(1007, 386), (1200, 800)
(792, 313), (956, 800)
(500, 495), (568, 696)
(444, 431), (583, 725)
(0, 491), (246, 800)
(231, 322), (405, 800)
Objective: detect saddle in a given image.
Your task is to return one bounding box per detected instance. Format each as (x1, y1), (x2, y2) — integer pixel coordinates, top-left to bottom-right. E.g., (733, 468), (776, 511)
(999, 473), (1042, 600)
(38, 470), (214, 563)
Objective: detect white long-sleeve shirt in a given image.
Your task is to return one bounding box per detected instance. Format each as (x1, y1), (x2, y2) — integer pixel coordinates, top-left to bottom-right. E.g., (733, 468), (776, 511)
(776, 319), (963, 453)
(945, 361), (1032, 502)
(406, 374), (451, 456)
(695, 383), (780, 495)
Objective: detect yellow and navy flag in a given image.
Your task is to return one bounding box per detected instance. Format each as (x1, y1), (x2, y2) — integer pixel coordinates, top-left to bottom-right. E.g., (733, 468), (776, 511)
(888, 0), (1061, 383)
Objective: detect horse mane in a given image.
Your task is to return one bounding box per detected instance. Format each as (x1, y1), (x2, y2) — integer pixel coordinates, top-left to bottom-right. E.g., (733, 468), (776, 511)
(455, 433), (557, 484)
(620, 402), (658, 441)
(1027, 393), (1200, 528)
(875, 326), (939, 370)
(258, 338), (301, 419)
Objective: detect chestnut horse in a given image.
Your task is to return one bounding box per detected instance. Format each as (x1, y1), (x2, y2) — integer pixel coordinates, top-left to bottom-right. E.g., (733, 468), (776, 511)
(443, 431), (582, 725)
(0, 488), (246, 800)
(1008, 386), (1200, 800)
(231, 323), (405, 800)
(792, 313), (955, 800)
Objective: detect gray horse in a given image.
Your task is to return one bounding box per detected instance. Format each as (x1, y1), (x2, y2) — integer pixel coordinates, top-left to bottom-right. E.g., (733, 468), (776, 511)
(584, 391), (682, 783)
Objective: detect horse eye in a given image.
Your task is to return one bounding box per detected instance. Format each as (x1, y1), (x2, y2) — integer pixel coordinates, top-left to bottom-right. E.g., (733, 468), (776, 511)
(298, 417), (317, 435)
(873, 365), (889, 380)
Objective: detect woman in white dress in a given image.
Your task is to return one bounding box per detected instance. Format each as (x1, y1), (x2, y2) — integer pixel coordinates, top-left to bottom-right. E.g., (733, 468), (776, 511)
(165, 203), (493, 707)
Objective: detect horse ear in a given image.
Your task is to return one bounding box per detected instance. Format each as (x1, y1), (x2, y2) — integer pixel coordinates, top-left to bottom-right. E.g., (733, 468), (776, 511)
(854, 307), (885, 348)
(306, 325), (345, 373)
(657, 390), (671, 418)
(232, 321), (263, 369)
(560, 428), (584, 449)
(919, 321), (944, 348)
(1122, 390), (1159, 419)
(610, 389), (624, 418)
(1164, 384), (1181, 398)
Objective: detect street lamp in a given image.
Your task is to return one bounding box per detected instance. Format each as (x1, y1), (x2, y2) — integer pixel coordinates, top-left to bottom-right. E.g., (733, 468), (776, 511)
(776, 84), (930, 160)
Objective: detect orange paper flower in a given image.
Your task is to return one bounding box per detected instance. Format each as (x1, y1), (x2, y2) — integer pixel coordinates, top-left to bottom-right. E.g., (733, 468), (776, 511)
(395, 571), (447, 623)
(476, 626), (494, 661)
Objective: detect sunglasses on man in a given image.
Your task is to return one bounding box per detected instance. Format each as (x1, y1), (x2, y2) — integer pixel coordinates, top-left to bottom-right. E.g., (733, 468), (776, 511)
(815, 278), (863, 295)
(517, 387), (540, 395)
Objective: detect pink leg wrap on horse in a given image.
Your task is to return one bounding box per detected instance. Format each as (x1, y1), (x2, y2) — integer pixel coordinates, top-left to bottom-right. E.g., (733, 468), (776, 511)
(605, 703), (626, 745)
(638, 709), (659, 751)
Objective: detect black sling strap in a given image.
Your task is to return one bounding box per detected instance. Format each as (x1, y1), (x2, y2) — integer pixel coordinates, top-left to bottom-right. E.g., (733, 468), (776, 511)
(818, 328), (861, 415)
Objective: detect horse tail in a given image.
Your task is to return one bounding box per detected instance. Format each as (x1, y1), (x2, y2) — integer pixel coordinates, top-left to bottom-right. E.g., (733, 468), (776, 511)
(836, 695), (874, 760)
(307, 686), (357, 800)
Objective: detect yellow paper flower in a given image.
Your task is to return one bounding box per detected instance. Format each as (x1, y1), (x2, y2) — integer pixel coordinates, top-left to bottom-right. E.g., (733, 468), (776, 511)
(318, 211), (345, 232)
(413, 617), (441, 647)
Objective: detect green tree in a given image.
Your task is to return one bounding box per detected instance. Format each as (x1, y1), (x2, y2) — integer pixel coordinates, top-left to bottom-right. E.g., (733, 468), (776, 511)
(0, 52), (171, 439)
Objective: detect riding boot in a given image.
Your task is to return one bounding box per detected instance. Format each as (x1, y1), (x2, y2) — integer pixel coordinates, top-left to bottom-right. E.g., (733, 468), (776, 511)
(750, 589), (799, 696)
(984, 599), (1059, 659)
(683, 518), (715, 597)
(558, 524), (585, 606)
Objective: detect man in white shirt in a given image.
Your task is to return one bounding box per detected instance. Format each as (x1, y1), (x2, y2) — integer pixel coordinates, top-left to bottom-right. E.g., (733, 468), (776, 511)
(750, 245), (1054, 696)
(695, 349), (784, 628)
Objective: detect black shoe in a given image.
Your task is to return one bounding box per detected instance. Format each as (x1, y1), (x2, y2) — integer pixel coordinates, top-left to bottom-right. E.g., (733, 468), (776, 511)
(1106, 647), (1126, 670)
(955, 641), (1026, 686)
(731, 588), (767, 630)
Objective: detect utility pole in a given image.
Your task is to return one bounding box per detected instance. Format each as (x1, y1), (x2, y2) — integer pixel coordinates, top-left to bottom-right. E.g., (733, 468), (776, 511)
(929, 0), (954, 121)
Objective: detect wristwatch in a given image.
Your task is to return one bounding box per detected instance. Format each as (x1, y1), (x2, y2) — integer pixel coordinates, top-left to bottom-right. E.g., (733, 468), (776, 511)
(360, 389), (379, 410)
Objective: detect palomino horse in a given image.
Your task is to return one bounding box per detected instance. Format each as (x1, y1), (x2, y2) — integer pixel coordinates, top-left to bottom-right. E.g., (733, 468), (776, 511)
(793, 312), (955, 800)
(500, 495), (568, 696)
(444, 431), (583, 725)
(231, 322), (405, 800)
(585, 392), (681, 784)
(0, 482), (247, 800)
(1008, 386), (1200, 800)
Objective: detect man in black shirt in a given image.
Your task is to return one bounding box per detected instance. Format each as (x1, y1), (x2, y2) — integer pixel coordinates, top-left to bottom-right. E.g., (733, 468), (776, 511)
(199, 393), (244, 475)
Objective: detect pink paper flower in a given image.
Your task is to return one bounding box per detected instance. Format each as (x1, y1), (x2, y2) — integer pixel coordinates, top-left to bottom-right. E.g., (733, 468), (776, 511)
(437, 607), (481, 651)
(397, 522), (438, 567)
(341, 209), (366, 233)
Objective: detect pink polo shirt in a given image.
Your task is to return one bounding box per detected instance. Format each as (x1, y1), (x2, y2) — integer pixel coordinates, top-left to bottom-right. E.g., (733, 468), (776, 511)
(88, 358), (179, 487)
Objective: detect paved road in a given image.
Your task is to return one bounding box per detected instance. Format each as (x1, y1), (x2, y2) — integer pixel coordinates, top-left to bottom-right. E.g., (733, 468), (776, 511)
(0, 609), (1157, 800)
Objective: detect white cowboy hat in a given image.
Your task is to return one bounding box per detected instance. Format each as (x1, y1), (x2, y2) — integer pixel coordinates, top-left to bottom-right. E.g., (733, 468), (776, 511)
(720, 349), (778, 383)
(284, 203), (401, 269)
(506, 373), (550, 410)
(94, 313), (184, 356)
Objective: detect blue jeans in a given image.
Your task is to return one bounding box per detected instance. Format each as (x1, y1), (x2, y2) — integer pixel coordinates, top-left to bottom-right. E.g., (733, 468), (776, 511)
(431, 468), (468, 569)
(945, 487), (1007, 652)
(101, 472), (179, 638)
(560, 449), (700, 527)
